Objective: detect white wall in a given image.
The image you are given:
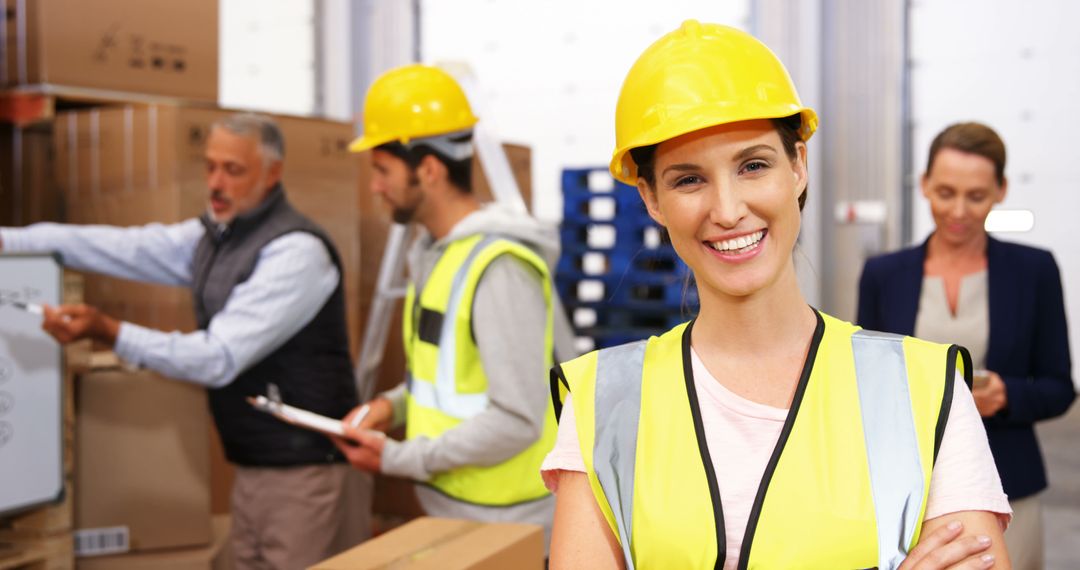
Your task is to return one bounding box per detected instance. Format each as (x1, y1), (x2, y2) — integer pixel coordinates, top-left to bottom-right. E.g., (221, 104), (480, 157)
(419, 1), (750, 222)
(219, 0), (317, 116)
(911, 0), (1080, 386)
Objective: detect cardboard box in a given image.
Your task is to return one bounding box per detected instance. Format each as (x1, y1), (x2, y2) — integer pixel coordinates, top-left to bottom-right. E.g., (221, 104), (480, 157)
(309, 517), (544, 570)
(2, 0), (218, 101)
(0, 122), (63, 226)
(75, 367), (212, 555)
(76, 514), (232, 570)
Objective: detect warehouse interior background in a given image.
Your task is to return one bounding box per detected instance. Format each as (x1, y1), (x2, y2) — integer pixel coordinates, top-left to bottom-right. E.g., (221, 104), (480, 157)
(227, 2), (1080, 565)
(222, 0), (1080, 376)
(2, 0), (1079, 567)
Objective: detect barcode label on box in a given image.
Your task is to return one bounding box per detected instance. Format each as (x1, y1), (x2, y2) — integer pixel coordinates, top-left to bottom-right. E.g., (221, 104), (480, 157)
(74, 526), (130, 557)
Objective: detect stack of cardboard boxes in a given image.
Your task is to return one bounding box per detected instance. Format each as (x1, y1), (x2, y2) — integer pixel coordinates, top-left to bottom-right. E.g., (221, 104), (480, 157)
(1, 1), (358, 568)
(1, 0), (218, 97)
(0, 1), (234, 568)
(1, 0), (220, 226)
(2, 1), (546, 568)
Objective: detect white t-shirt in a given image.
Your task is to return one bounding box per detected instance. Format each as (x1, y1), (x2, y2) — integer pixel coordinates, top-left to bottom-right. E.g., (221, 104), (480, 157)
(541, 347), (1011, 569)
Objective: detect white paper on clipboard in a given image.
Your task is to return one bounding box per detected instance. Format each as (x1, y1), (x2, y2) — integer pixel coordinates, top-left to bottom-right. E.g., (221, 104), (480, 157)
(248, 395), (351, 440)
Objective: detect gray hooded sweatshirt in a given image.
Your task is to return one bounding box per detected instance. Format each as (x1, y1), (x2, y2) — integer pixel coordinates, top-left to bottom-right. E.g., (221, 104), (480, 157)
(379, 203), (572, 544)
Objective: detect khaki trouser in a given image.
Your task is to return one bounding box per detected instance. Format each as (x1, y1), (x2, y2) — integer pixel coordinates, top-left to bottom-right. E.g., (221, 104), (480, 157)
(1004, 493), (1043, 570)
(228, 463), (371, 570)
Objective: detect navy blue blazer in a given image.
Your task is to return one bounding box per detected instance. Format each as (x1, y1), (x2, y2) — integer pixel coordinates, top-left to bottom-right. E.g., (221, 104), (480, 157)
(857, 236), (1075, 500)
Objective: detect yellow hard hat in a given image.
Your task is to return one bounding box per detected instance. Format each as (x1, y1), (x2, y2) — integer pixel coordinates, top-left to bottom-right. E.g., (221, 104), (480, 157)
(610, 20), (818, 185)
(349, 64), (479, 153)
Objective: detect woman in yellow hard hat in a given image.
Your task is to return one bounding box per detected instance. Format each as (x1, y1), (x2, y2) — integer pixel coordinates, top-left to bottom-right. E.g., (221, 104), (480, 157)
(541, 21), (1011, 569)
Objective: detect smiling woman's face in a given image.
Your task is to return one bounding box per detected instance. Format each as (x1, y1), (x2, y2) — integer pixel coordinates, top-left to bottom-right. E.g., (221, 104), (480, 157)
(637, 119), (807, 300)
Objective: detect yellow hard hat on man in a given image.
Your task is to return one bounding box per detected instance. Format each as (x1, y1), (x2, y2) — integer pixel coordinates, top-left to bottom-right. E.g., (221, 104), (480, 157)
(610, 20), (818, 185)
(349, 64), (479, 153)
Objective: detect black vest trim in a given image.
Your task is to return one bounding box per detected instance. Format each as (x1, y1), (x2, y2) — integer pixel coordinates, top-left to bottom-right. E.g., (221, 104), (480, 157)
(736, 309), (825, 570)
(550, 364), (570, 423)
(934, 345), (969, 463)
(680, 319), (727, 570)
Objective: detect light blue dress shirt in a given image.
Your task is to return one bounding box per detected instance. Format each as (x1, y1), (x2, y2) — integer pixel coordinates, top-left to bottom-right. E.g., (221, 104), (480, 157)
(0, 220), (340, 388)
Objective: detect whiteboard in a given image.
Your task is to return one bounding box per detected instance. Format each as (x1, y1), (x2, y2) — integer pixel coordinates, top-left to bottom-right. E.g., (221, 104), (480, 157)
(0, 253), (63, 516)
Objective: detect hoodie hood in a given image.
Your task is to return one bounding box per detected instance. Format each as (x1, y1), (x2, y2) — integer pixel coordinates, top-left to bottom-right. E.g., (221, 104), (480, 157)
(405, 202), (581, 363)
(408, 203), (561, 275)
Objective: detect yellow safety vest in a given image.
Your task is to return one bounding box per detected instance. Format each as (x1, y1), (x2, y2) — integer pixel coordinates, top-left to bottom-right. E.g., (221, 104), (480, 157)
(552, 311), (971, 569)
(404, 233), (557, 506)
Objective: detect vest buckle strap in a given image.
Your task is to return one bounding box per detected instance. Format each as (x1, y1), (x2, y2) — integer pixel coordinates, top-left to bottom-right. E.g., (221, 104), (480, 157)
(417, 308), (445, 346)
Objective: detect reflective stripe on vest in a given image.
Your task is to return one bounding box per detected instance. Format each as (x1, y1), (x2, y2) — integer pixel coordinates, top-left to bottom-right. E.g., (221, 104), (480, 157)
(851, 329), (925, 569)
(407, 234), (500, 420)
(594, 341), (648, 569)
(564, 311), (963, 569)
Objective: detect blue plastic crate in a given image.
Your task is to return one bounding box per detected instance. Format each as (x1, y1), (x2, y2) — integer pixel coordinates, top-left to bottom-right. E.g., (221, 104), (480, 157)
(556, 246), (687, 279)
(562, 189), (648, 225)
(562, 167), (634, 194)
(566, 304), (695, 332)
(556, 272), (699, 310)
(558, 222), (668, 252)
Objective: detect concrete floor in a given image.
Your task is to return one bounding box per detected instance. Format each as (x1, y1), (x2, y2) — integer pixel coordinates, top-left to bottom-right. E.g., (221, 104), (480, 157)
(1037, 401), (1080, 568)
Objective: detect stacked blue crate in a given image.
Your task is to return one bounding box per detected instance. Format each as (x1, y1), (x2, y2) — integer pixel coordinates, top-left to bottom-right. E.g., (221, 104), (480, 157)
(557, 167), (699, 350)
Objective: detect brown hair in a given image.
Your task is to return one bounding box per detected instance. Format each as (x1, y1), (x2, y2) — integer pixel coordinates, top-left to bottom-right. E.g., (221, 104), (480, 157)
(630, 114), (808, 210)
(925, 122), (1006, 186)
(375, 134), (474, 193)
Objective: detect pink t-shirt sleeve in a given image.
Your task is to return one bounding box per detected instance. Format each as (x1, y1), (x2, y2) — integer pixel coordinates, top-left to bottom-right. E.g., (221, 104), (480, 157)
(924, 372), (1012, 526)
(540, 393), (586, 493)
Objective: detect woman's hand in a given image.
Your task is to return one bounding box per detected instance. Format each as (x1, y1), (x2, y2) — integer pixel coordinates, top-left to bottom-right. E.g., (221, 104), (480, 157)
(901, 511), (1010, 569)
(899, 521), (993, 569)
(971, 371), (1008, 417)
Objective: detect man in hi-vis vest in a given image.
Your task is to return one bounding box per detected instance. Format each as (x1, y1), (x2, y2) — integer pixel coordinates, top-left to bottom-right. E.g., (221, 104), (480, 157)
(334, 64), (563, 541)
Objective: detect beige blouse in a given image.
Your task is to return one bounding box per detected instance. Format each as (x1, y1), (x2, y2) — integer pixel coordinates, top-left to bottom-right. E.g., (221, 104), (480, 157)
(914, 270), (989, 367)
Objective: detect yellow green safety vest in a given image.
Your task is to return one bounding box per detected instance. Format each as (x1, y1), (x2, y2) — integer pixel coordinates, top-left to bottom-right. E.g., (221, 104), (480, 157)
(404, 233), (557, 506)
(552, 311), (972, 570)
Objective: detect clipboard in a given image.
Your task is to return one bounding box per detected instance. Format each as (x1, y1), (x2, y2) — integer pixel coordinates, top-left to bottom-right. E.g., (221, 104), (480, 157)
(247, 392), (353, 441)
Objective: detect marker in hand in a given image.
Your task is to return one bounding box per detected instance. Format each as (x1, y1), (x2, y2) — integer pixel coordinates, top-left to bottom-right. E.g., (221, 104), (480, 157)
(6, 301), (71, 323)
(5, 300), (44, 315)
